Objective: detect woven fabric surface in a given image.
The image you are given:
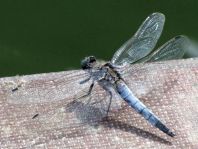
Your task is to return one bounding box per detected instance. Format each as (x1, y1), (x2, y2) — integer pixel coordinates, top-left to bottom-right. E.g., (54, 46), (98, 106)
(0, 58), (198, 149)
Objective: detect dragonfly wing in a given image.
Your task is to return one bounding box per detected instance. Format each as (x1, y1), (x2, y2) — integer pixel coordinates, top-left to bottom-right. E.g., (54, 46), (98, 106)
(137, 35), (189, 63)
(5, 70), (90, 104)
(29, 82), (124, 133)
(67, 82), (124, 119)
(111, 12), (165, 65)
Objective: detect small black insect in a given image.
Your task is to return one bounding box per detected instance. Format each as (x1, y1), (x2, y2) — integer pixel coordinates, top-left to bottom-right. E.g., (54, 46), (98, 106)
(12, 84), (22, 92)
(32, 114), (39, 119)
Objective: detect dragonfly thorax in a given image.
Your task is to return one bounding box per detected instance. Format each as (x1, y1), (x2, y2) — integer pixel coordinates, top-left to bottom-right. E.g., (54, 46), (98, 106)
(92, 63), (121, 84)
(81, 56), (121, 84)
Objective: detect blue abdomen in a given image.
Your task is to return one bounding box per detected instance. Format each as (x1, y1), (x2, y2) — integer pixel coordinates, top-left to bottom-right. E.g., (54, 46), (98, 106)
(116, 82), (175, 137)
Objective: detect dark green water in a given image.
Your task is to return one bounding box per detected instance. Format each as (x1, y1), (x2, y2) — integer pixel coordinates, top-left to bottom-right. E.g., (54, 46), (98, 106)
(0, 0), (198, 77)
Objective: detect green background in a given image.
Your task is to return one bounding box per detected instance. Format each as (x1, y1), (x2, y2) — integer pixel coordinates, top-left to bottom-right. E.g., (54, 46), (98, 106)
(0, 0), (198, 77)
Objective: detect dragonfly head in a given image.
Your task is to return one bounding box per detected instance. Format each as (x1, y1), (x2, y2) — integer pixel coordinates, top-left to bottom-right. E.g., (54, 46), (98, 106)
(81, 56), (97, 70)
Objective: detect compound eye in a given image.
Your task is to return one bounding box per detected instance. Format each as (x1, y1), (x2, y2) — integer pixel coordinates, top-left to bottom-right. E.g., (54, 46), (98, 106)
(81, 56), (96, 70)
(81, 64), (88, 70)
(89, 56), (96, 63)
(81, 58), (89, 69)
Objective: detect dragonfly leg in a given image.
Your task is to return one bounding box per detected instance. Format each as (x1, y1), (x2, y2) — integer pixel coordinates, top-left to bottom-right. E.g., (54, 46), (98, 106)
(89, 86), (112, 117)
(78, 82), (94, 99)
(79, 76), (91, 84)
(89, 89), (112, 117)
(106, 90), (112, 117)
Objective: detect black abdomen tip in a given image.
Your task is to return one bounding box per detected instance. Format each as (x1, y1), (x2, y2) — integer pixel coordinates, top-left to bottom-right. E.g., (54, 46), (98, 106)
(155, 121), (176, 137)
(168, 131), (176, 137)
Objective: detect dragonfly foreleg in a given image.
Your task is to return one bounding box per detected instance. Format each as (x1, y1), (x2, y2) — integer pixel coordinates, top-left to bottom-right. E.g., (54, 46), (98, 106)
(78, 82), (94, 99)
(79, 76), (91, 84)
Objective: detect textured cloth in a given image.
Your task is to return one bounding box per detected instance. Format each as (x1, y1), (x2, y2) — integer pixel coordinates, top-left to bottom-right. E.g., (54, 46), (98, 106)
(0, 59), (198, 149)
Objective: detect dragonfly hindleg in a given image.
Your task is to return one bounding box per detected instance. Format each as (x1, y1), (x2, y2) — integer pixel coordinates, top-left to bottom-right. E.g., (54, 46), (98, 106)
(106, 90), (112, 117)
(101, 85), (113, 117)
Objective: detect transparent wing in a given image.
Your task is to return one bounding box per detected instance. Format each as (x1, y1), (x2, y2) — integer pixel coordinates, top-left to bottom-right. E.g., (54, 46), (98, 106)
(28, 82), (124, 134)
(136, 35), (188, 63)
(5, 70), (90, 104)
(115, 36), (189, 78)
(111, 12), (165, 65)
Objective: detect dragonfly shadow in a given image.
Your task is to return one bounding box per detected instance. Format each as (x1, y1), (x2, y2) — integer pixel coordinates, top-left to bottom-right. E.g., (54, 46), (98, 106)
(65, 100), (107, 128)
(65, 101), (172, 145)
(102, 117), (172, 145)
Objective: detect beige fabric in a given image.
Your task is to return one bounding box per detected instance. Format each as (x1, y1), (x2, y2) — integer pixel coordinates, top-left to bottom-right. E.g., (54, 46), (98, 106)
(0, 58), (197, 149)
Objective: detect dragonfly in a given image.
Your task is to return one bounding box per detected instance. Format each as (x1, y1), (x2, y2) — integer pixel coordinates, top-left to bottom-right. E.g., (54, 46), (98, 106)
(8, 12), (189, 138)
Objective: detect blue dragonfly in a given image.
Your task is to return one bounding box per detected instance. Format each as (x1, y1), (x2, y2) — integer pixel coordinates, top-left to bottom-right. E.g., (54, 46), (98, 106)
(8, 12), (188, 137)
